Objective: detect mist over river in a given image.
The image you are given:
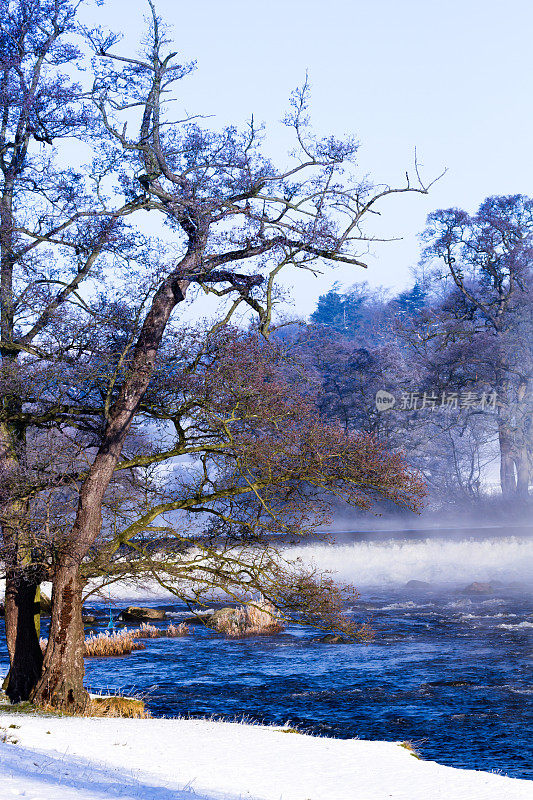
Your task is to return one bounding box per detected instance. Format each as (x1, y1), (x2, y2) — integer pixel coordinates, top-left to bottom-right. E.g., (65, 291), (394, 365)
(1, 524), (532, 778)
(285, 524), (533, 588)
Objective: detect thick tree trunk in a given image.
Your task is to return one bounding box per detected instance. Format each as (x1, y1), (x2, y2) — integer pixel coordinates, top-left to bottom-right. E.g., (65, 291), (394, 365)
(4, 569), (43, 702)
(0, 437), (43, 700)
(1, 183), (43, 699)
(30, 563), (87, 712)
(33, 255), (195, 710)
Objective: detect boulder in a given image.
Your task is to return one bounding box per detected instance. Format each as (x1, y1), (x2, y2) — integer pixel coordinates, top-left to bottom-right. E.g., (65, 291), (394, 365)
(404, 580), (431, 590)
(82, 614), (97, 624)
(316, 634), (349, 644)
(118, 606), (167, 621)
(427, 679), (475, 688)
(182, 611), (213, 625)
(462, 582), (494, 595)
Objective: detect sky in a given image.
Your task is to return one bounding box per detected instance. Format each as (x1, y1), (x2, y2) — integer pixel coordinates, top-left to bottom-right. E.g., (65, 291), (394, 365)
(81, 0), (533, 318)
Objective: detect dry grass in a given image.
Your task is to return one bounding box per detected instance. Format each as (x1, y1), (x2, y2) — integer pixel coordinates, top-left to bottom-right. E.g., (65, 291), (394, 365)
(84, 630), (146, 657)
(399, 741), (422, 759)
(40, 630), (145, 657)
(133, 622), (189, 639)
(39, 623), (188, 658)
(166, 622), (189, 637)
(37, 695), (149, 718)
(86, 696), (148, 718)
(246, 601), (283, 633)
(213, 601), (284, 637)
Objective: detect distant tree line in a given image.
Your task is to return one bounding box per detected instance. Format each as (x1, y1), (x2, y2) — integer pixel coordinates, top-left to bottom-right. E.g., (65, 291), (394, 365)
(294, 194), (533, 504)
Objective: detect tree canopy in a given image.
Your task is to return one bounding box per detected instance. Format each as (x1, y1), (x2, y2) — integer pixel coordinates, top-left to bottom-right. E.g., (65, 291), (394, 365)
(0, 0), (432, 711)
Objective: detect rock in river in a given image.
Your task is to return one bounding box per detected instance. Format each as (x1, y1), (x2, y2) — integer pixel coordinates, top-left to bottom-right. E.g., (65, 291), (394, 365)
(462, 582), (494, 595)
(118, 606), (167, 621)
(404, 580), (431, 590)
(316, 634), (350, 644)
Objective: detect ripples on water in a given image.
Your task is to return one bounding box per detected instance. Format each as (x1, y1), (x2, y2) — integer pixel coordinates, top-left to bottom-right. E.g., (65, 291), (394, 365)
(0, 530), (532, 779)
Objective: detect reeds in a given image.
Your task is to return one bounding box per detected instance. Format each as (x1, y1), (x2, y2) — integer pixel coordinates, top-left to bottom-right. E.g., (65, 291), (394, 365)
(84, 630), (145, 657)
(40, 629), (144, 657)
(213, 601), (284, 637)
(246, 601), (283, 633)
(133, 622), (189, 639)
(166, 622), (189, 637)
(40, 622), (189, 658)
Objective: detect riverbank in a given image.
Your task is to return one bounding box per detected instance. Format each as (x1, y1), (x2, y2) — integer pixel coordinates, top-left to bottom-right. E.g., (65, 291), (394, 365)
(0, 713), (530, 799)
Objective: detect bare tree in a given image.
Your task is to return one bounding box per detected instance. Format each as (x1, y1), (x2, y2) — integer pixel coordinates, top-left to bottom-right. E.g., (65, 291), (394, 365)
(0, 0), (151, 702)
(0, 1), (434, 710)
(421, 195), (533, 497)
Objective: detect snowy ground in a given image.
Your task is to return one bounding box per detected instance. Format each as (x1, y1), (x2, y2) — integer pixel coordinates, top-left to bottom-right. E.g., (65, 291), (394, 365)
(0, 714), (530, 800)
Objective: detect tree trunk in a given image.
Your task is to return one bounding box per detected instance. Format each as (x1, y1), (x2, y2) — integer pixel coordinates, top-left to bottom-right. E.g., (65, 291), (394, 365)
(0, 465), (43, 701)
(514, 446), (530, 498)
(498, 426), (517, 497)
(30, 564), (87, 712)
(32, 255), (195, 710)
(4, 569), (43, 702)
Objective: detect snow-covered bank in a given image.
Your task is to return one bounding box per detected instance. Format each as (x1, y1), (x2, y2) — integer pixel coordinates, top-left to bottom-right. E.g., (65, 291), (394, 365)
(0, 714), (530, 800)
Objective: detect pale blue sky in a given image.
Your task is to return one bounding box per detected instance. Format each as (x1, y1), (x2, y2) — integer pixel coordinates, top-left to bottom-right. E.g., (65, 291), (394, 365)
(82, 0), (533, 317)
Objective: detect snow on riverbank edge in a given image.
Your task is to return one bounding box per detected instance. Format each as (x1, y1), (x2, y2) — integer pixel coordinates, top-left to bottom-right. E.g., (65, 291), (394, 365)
(0, 714), (530, 800)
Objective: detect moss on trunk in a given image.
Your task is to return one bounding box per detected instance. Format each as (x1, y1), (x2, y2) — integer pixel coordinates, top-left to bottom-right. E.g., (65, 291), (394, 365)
(31, 565), (88, 713)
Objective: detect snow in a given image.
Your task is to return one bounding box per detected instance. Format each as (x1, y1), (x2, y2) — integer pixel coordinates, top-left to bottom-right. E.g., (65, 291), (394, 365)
(0, 714), (530, 800)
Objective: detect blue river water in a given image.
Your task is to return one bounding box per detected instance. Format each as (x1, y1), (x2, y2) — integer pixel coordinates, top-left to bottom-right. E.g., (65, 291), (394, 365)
(1, 532), (532, 780)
